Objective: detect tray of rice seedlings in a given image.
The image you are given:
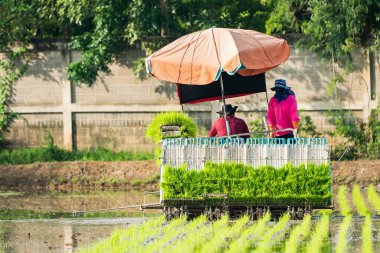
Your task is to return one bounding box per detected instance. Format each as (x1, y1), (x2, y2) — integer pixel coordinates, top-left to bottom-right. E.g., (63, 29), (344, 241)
(161, 162), (332, 219)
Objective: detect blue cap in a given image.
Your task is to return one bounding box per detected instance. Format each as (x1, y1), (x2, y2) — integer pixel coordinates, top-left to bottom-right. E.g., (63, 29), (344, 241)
(270, 79), (291, 91)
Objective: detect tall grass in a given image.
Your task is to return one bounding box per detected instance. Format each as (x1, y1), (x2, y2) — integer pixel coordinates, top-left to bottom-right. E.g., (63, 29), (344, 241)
(0, 146), (154, 164)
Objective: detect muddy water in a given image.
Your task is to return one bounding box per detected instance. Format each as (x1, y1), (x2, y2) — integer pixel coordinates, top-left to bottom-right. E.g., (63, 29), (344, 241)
(0, 190), (159, 252)
(0, 218), (145, 253)
(328, 216), (380, 252)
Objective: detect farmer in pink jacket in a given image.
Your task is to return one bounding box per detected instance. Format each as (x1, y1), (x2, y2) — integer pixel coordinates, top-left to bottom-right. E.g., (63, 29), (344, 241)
(266, 79), (299, 139)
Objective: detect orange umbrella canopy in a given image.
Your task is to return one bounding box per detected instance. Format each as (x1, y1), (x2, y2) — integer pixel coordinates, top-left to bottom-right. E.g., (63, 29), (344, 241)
(146, 28), (290, 85)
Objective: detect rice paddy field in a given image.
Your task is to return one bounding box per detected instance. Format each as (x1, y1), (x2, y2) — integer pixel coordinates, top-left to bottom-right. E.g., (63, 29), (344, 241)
(79, 184), (380, 253)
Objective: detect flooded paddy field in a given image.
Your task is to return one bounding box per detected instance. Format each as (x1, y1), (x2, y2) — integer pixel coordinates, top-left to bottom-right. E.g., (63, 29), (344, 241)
(1, 188), (380, 252)
(1, 214), (379, 252)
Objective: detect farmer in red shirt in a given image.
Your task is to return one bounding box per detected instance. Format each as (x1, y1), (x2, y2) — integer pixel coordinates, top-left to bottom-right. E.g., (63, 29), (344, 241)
(208, 104), (250, 139)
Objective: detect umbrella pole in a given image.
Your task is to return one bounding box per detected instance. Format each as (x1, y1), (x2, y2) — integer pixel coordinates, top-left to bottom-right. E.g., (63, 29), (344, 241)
(219, 75), (231, 136)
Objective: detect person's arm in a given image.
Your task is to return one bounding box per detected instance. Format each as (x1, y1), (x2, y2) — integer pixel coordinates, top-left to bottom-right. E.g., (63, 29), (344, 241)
(266, 98), (276, 137)
(289, 96), (300, 129)
(208, 121), (217, 137)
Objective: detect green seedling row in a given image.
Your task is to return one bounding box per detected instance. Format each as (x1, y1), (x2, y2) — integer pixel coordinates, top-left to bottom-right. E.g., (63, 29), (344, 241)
(253, 213), (290, 253)
(367, 184), (380, 211)
(225, 212), (271, 253)
(337, 186), (352, 216)
(362, 215), (373, 253)
(130, 215), (188, 252)
(305, 215), (330, 253)
(162, 162), (331, 204)
(197, 215), (249, 253)
(335, 215), (352, 253)
(283, 214), (312, 253)
(167, 215), (230, 253)
(142, 215), (207, 253)
(79, 216), (165, 253)
(352, 184), (370, 216)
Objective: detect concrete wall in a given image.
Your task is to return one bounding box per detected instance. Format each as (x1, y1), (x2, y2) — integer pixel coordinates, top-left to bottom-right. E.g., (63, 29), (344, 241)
(3, 40), (379, 151)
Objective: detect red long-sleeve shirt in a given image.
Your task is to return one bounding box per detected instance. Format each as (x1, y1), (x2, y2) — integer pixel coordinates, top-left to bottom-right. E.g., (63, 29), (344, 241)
(208, 115), (250, 139)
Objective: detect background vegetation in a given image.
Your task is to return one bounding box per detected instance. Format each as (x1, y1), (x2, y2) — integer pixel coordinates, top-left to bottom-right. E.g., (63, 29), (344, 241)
(1, 1), (379, 160)
(0, 133), (154, 164)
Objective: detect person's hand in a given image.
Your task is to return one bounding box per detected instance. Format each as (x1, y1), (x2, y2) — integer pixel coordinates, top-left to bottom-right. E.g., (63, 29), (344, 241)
(268, 124), (276, 138)
(292, 121), (299, 130)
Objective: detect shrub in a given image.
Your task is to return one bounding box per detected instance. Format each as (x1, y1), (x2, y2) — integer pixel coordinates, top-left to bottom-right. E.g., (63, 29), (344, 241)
(328, 104), (380, 160)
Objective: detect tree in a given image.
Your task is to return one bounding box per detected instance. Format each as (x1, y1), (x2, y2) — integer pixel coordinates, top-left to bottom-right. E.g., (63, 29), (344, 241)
(266, 0), (380, 71)
(0, 0), (273, 143)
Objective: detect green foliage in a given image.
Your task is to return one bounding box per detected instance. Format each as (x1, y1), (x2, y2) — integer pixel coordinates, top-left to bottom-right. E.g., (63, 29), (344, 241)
(298, 111), (321, 138)
(0, 145), (154, 164)
(162, 162), (332, 205)
(249, 117), (266, 137)
(0, 48), (29, 144)
(328, 105), (380, 160)
(2, 0), (274, 86)
(266, 0), (380, 70)
(132, 57), (148, 80)
(146, 112), (197, 144)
